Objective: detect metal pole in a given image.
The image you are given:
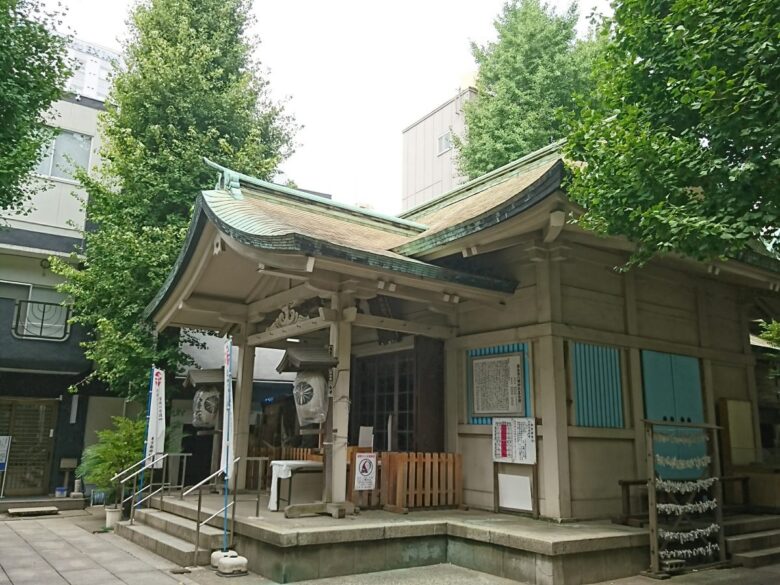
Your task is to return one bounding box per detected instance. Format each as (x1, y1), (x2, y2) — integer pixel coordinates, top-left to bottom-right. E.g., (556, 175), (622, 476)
(131, 474), (138, 525)
(138, 367), (155, 508)
(231, 459), (239, 547)
(255, 460), (262, 517)
(0, 469), (7, 499)
(180, 455), (188, 497)
(161, 456), (168, 505)
(194, 488), (202, 567)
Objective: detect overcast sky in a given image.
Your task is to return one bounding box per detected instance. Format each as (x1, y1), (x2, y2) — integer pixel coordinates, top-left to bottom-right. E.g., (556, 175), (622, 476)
(46, 0), (610, 214)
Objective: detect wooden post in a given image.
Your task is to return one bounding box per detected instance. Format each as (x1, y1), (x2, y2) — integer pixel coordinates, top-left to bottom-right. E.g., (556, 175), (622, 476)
(645, 422), (659, 575)
(327, 295), (352, 505)
(231, 340), (255, 491)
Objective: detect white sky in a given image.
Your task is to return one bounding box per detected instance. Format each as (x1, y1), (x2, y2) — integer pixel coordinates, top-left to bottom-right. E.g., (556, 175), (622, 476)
(46, 0), (610, 215)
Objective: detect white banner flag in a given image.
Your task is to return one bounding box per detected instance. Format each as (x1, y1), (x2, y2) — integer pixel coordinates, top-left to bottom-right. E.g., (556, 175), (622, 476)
(145, 367), (166, 469)
(220, 339), (234, 479)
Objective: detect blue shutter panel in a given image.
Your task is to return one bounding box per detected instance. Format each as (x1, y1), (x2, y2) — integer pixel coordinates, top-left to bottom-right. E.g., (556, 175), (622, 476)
(573, 342), (624, 428)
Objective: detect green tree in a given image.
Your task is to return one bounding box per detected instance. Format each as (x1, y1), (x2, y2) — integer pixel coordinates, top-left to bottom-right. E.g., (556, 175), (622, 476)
(0, 0), (70, 212)
(76, 417), (145, 495)
(456, 0), (598, 179)
(54, 0), (296, 399)
(565, 0), (779, 264)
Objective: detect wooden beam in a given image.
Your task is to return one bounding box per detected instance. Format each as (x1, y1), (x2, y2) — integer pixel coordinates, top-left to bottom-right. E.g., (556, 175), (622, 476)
(247, 284), (318, 317)
(181, 295), (247, 316)
(352, 313), (455, 339)
(247, 315), (331, 346)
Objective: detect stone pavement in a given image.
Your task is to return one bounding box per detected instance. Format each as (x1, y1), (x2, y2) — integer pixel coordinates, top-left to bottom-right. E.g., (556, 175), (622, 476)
(2, 512), (780, 584)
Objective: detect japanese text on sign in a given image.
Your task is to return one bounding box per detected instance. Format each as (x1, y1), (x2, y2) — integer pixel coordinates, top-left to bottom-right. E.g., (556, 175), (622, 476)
(354, 453), (377, 491)
(472, 354), (524, 415)
(492, 418), (536, 464)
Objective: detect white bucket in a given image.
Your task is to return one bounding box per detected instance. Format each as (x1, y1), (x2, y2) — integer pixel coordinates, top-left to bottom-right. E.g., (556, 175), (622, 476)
(104, 506), (122, 529)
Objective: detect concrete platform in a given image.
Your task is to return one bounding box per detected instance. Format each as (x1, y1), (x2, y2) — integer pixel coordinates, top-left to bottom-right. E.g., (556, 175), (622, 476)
(147, 492), (649, 584)
(0, 495), (86, 514)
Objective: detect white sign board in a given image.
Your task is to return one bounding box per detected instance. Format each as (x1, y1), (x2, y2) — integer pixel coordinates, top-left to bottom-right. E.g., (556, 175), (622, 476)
(0, 436), (10, 472)
(220, 339), (235, 479)
(472, 354), (524, 415)
(498, 473), (533, 512)
(145, 368), (166, 469)
(354, 453), (377, 491)
(492, 417), (536, 464)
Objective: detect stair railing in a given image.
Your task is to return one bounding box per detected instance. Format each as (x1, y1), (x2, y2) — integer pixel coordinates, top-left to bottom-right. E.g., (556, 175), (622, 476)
(111, 452), (192, 524)
(182, 457), (240, 566)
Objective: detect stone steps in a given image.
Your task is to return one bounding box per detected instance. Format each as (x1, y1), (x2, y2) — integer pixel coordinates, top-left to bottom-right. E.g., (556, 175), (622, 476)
(134, 508), (223, 550)
(115, 520), (211, 567)
(726, 528), (780, 554)
(731, 545), (780, 568)
(723, 514), (780, 536)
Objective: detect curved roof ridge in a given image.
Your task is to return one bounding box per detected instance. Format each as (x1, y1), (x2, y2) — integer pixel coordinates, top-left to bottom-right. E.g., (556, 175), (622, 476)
(400, 140), (565, 220)
(203, 158), (427, 233)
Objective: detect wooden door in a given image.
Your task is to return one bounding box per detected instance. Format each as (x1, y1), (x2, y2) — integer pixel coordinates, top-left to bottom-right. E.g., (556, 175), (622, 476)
(642, 351), (705, 479)
(0, 398), (58, 495)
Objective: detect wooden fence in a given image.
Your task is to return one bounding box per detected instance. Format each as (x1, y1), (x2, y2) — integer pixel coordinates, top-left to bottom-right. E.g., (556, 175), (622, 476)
(245, 446), (463, 512)
(347, 451), (462, 513)
(246, 446), (320, 490)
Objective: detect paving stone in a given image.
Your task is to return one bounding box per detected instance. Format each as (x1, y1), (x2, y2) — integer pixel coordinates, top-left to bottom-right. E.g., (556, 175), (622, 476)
(113, 570), (182, 585)
(59, 567), (121, 585)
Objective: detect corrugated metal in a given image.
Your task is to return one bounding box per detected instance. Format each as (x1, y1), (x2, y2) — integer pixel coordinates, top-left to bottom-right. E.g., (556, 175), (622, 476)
(467, 343), (530, 425)
(573, 342), (624, 428)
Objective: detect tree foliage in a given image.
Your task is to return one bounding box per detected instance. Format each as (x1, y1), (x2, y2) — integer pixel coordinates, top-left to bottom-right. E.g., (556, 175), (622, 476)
(54, 0), (296, 399)
(0, 0), (70, 212)
(456, 0), (598, 179)
(565, 0), (779, 263)
(76, 417), (145, 494)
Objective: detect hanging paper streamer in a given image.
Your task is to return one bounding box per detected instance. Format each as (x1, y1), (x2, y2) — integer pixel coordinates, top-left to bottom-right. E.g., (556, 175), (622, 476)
(657, 499), (718, 515)
(653, 431), (709, 445)
(659, 523), (720, 543)
(659, 543), (720, 560)
(655, 454), (711, 470)
(655, 477), (718, 494)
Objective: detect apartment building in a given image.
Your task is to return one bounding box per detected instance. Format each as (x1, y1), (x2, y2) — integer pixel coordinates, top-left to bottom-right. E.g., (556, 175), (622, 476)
(401, 87), (475, 211)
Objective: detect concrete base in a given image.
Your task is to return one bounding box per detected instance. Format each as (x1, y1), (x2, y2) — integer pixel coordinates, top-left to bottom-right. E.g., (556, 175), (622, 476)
(0, 496), (86, 514)
(156, 496), (649, 584)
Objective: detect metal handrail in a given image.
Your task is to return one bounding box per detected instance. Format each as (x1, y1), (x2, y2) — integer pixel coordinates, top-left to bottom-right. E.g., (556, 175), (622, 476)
(183, 457), (240, 497)
(190, 457), (241, 566)
(111, 452), (191, 526)
(120, 454), (168, 484)
(199, 501), (234, 526)
(134, 485), (165, 508)
(112, 451), (192, 483)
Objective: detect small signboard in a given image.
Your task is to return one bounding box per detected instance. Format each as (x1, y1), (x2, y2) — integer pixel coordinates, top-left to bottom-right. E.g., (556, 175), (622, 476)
(492, 418), (536, 464)
(0, 436), (10, 472)
(354, 452), (377, 491)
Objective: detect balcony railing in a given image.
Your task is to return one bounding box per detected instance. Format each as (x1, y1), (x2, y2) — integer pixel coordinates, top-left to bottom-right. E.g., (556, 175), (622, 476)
(12, 300), (71, 341)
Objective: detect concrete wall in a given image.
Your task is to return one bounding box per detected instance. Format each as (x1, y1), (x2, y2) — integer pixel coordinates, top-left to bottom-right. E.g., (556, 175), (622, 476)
(444, 236), (768, 520)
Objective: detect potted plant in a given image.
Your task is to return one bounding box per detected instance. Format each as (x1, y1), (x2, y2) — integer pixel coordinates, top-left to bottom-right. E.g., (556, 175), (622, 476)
(77, 416), (145, 528)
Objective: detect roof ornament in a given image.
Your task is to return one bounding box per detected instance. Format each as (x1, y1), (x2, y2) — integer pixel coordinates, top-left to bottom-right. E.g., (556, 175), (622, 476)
(214, 166), (244, 200)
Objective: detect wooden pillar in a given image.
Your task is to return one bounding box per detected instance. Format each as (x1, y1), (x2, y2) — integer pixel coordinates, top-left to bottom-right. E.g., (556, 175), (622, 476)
(625, 271), (647, 477)
(328, 295), (352, 503)
(443, 339), (460, 453)
(231, 340), (255, 490)
(538, 334), (572, 519)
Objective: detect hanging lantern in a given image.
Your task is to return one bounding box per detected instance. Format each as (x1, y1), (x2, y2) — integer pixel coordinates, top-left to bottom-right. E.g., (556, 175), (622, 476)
(293, 371), (328, 426)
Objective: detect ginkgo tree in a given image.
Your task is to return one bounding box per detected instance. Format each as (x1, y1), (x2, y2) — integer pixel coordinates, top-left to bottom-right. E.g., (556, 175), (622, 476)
(54, 0), (296, 399)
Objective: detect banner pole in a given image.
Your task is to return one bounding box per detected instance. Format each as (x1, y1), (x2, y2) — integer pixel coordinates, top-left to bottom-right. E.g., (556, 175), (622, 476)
(137, 366), (155, 508)
(222, 340), (232, 551)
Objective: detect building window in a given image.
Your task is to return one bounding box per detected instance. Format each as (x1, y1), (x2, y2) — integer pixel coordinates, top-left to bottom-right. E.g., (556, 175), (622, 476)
(467, 343), (531, 425)
(35, 129), (92, 181)
(437, 131), (452, 155)
(0, 281), (71, 341)
(570, 342), (625, 428)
